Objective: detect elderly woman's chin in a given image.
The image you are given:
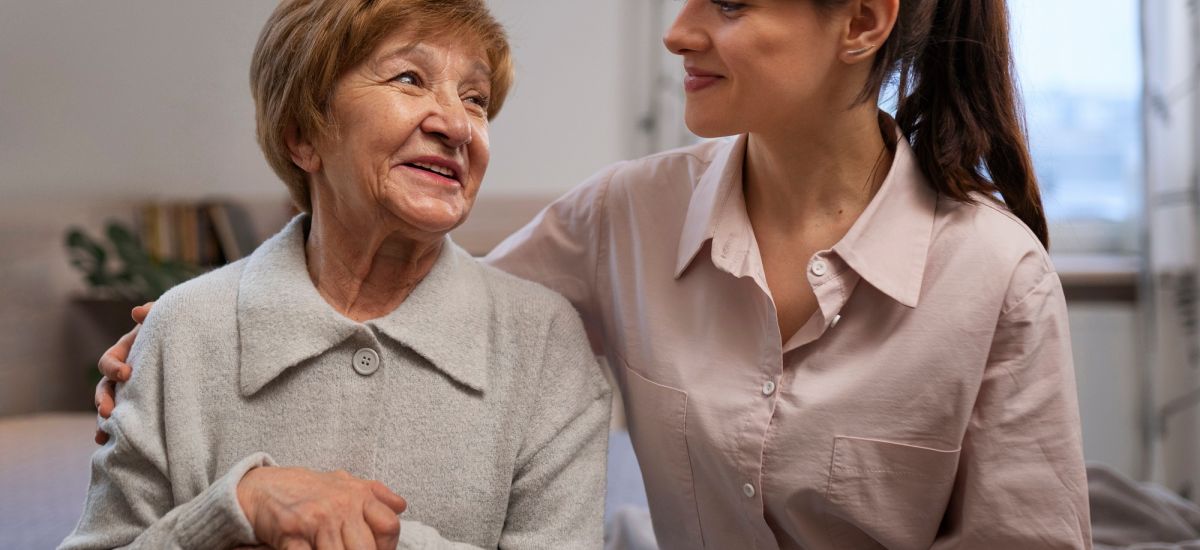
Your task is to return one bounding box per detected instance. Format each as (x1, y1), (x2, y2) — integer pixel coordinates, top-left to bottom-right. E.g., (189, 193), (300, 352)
(382, 184), (475, 235)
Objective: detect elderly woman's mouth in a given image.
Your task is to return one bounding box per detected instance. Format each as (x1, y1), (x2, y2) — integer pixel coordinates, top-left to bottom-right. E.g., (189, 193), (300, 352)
(399, 158), (462, 185)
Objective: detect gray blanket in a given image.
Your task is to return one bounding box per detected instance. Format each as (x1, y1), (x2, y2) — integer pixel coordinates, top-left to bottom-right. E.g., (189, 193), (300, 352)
(1090, 463), (1200, 550)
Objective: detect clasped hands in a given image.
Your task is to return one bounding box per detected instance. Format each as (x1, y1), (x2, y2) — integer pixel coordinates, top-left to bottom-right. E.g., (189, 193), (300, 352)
(234, 466), (408, 550)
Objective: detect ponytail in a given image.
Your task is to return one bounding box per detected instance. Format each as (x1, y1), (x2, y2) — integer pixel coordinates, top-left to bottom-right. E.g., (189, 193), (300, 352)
(828, 0), (1050, 248)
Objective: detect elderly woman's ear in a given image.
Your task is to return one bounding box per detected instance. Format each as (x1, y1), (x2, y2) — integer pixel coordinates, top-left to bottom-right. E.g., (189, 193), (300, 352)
(284, 124), (321, 174)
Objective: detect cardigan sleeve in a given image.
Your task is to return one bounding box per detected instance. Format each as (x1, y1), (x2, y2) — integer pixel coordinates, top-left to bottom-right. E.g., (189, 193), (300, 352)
(502, 305), (612, 549)
(59, 307), (273, 550)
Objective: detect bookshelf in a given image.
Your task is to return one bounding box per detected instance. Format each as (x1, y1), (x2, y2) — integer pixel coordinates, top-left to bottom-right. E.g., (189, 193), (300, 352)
(137, 200), (263, 267)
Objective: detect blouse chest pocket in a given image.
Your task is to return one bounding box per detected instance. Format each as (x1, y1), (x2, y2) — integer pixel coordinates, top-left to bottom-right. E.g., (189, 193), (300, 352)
(620, 361), (704, 549)
(824, 436), (961, 550)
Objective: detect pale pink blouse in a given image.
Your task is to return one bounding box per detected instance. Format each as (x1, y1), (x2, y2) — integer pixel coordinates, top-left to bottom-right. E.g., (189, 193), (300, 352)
(485, 133), (1091, 549)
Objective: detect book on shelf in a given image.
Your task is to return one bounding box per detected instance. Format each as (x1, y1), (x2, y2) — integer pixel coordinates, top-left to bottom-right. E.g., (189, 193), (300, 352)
(137, 201), (259, 267)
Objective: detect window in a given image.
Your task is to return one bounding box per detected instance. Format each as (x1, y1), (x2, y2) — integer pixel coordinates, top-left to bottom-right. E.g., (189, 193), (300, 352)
(1010, 0), (1143, 253)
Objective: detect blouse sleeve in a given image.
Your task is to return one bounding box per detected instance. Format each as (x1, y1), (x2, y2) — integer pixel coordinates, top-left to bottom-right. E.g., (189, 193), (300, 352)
(933, 270), (1093, 549)
(484, 162), (621, 350)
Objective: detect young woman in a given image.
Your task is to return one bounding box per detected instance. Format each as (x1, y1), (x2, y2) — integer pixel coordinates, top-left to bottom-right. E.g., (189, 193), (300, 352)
(97, 0), (1091, 547)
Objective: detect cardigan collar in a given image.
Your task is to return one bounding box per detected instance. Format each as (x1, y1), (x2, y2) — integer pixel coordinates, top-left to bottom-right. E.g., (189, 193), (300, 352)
(236, 215), (491, 396)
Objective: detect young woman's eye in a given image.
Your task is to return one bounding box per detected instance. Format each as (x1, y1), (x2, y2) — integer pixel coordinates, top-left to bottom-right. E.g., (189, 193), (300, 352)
(392, 71), (421, 86)
(710, 0), (747, 14)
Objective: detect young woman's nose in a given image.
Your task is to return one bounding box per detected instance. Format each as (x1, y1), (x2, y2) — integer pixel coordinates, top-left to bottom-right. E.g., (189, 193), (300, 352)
(663, 0), (710, 56)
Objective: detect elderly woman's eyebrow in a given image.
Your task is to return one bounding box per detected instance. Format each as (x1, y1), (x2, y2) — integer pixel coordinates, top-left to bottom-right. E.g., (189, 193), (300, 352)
(375, 41), (492, 80)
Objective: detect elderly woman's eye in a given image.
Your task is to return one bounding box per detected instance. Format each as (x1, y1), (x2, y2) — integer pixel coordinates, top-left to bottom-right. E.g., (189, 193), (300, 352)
(466, 95), (491, 110)
(392, 71), (421, 86)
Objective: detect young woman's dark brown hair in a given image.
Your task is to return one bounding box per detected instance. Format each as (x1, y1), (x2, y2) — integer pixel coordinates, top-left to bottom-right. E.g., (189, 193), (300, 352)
(829, 0), (1050, 247)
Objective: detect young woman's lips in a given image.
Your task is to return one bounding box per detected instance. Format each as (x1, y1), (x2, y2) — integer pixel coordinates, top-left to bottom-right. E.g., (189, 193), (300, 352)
(684, 70), (723, 93)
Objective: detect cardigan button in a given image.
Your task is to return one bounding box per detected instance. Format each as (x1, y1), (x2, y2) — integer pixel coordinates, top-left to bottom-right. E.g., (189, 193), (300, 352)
(353, 348), (380, 376)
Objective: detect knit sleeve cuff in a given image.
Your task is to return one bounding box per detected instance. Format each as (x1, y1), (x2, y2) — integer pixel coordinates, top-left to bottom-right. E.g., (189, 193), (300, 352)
(174, 452), (276, 550)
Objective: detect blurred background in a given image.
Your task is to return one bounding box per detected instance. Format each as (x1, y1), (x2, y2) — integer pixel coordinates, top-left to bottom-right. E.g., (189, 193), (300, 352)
(1, 0), (1197, 548)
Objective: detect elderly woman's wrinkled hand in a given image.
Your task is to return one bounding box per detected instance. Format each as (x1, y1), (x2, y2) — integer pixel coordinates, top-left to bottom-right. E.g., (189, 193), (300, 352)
(237, 466), (407, 550)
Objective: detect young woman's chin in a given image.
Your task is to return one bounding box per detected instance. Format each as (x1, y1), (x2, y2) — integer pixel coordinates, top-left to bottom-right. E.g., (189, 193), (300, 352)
(683, 107), (743, 139)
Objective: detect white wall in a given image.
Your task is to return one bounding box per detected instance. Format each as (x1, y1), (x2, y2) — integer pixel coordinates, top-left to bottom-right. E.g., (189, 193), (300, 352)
(485, 0), (628, 196)
(1070, 304), (1142, 478)
(0, 1), (628, 203)
(0, 2), (282, 202)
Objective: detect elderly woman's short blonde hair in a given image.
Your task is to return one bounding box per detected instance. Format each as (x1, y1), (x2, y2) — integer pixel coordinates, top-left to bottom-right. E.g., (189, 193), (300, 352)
(250, 0), (514, 212)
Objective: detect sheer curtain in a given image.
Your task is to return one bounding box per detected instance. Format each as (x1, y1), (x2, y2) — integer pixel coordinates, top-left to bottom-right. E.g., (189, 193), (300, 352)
(1143, 0), (1200, 495)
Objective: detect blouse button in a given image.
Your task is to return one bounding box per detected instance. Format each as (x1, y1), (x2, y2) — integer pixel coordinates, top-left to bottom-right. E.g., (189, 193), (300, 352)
(810, 259), (829, 277)
(762, 380), (776, 396)
(742, 483), (756, 498)
(353, 348), (380, 376)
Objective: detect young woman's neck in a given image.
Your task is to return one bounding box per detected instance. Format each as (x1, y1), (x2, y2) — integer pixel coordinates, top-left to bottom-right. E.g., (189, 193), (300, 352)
(304, 196), (443, 323)
(744, 103), (892, 235)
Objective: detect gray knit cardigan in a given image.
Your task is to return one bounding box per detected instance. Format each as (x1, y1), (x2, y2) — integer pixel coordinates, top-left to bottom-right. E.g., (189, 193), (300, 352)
(61, 216), (612, 549)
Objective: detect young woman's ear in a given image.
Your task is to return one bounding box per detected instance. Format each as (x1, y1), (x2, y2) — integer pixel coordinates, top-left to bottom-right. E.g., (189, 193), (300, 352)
(284, 124), (322, 174)
(839, 0), (900, 64)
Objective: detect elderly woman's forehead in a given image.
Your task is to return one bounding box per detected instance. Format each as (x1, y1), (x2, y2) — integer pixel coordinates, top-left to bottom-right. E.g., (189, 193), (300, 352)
(374, 34), (492, 73)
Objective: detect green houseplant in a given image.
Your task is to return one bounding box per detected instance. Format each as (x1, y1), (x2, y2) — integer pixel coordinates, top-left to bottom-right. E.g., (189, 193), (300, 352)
(65, 221), (200, 302)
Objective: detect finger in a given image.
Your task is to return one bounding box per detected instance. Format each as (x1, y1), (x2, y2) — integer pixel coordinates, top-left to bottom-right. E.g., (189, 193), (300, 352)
(98, 324), (140, 381)
(341, 519), (376, 550)
(95, 377), (116, 418)
(315, 526), (345, 550)
(363, 500), (401, 550)
(131, 302), (154, 324)
(279, 539), (313, 550)
(368, 482), (407, 514)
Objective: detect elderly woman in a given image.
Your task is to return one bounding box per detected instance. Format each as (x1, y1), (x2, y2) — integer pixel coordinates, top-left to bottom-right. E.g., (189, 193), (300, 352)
(60, 1), (610, 549)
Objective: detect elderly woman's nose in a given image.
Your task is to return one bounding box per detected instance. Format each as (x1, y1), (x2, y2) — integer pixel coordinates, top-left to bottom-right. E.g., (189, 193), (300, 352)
(663, 0), (708, 55)
(420, 93), (473, 148)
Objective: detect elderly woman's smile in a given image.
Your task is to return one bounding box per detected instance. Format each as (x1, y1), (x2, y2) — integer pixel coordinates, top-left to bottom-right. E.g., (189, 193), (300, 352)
(300, 29), (493, 238)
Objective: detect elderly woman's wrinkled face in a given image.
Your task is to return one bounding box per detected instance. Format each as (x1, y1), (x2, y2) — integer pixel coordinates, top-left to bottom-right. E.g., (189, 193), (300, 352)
(310, 28), (492, 236)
